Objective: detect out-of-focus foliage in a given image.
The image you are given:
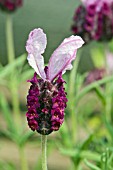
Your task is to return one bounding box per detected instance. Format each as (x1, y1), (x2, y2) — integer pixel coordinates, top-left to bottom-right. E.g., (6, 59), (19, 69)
(0, 0), (80, 65)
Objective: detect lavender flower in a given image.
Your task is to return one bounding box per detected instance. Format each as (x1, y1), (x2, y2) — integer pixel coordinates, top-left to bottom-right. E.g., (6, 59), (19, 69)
(26, 28), (84, 135)
(0, 0), (22, 12)
(72, 0), (113, 43)
(85, 68), (106, 84)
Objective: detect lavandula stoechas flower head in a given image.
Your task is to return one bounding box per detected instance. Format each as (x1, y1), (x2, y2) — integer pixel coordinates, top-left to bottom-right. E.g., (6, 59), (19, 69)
(0, 0), (22, 12)
(26, 28), (84, 135)
(72, 0), (113, 43)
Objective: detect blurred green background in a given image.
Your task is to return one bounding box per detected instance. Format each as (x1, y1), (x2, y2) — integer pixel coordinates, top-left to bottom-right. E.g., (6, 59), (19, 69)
(0, 0), (80, 65)
(1, 1), (108, 170)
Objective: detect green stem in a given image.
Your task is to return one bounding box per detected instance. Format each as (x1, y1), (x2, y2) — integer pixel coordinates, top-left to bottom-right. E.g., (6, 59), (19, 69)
(41, 135), (47, 170)
(105, 82), (112, 122)
(6, 14), (21, 129)
(19, 146), (29, 170)
(69, 53), (80, 95)
(69, 54), (81, 143)
(6, 14), (15, 63)
(10, 76), (21, 126)
(6, 14), (28, 170)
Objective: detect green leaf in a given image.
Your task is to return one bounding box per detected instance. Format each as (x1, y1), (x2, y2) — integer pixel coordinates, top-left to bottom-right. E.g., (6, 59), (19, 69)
(103, 117), (113, 138)
(80, 134), (94, 150)
(75, 73), (87, 94)
(33, 156), (42, 170)
(100, 148), (113, 169)
(0, 53), (26, 79)
(0, 161), (16, 170)
(84, 159), (101, 170)
(60, 148), (100, 162)
(59, 121), (73, 148)
(17, 131), (34, 147)
(94, 86), (105, 105)
(20, 69), (34, 82)
(68, 51), (81, 97)
(76, 75), (113, 101)
(91, 47), (105, 68)
(60, 148), (78, 157)
(0, 93), (16, 133)
(0, 130), (18, 143)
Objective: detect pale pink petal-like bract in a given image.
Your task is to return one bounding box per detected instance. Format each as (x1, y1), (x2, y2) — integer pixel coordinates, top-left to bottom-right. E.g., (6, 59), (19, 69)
(81, 0), (97, 6)
(47, 35), (84, 81)
(26, 28), (47, 79)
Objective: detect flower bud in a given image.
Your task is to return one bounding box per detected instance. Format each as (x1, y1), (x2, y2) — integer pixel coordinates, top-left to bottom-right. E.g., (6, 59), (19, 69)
(0, 0), (22, 12)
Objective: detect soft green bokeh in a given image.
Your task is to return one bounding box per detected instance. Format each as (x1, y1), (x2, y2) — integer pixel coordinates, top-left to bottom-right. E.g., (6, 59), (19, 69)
(0, 0), (80, 65)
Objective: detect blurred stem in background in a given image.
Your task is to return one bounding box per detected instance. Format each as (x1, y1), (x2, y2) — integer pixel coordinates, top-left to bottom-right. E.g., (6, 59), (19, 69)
(6, 14), (21, 128)
(19, 146), (29, 170)
(6, 14), (15, 63)
(68, 53), (81, 143)
(5, 14), (29, 170)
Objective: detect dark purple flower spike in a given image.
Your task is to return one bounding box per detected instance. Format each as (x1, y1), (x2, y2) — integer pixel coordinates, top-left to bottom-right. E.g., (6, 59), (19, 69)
(26, 28), (84, 135)
(72, 0), (113, 43)
(0, 0), (22, 12)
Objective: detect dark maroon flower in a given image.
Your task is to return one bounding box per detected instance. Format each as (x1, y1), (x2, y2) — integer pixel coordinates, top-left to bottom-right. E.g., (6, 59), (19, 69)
(72, 0), (113, 43)
(0, 0), (22, 12)
(26, 72), (67, 135)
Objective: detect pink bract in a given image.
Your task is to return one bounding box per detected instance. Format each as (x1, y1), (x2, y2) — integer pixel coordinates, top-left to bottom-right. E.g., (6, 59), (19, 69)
(26, 28), (84, 82)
